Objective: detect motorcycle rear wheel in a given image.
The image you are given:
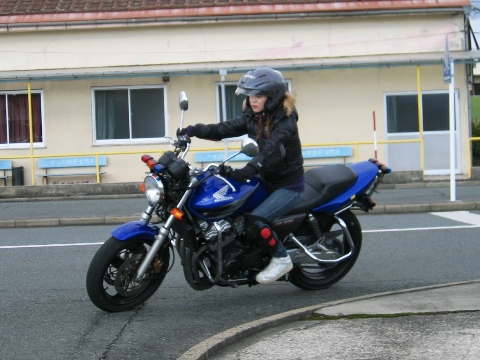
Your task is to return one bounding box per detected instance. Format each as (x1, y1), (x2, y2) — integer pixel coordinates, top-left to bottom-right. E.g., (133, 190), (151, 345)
(86, 236), (170, 312)
(289, 210), (362, 290)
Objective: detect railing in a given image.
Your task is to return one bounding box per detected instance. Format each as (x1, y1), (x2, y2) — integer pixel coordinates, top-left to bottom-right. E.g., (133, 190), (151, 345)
(3, 150), (165, 185)
(4, 137), (465, 185)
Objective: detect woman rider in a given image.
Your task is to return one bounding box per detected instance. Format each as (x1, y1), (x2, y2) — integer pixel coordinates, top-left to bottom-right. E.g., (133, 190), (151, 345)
(179, 67), (304, 284)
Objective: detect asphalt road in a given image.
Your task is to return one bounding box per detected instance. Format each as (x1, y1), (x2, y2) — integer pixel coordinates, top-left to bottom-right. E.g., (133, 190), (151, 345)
(1, 212), (479, 359)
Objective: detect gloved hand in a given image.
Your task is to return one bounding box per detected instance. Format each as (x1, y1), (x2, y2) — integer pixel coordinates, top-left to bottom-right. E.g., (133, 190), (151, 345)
(177, 126), (195, 138)
(231, 164), (257, 182)
(218, 164), (233, 177)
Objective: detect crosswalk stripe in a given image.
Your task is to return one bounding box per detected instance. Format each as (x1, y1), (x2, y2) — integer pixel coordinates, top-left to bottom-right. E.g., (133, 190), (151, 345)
(431, 211), (480, 226)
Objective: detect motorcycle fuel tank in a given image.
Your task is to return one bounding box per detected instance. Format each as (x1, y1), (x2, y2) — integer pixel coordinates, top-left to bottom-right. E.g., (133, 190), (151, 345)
(188, 175), (270, 220)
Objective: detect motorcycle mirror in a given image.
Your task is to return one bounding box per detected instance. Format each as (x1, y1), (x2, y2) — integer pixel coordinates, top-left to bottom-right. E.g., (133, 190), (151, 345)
(179, 91), (188, 111)
(240, 138), (259, 157)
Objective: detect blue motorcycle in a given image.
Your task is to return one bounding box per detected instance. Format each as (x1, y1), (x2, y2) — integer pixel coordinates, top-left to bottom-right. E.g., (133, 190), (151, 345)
(86, 91), (391, 312)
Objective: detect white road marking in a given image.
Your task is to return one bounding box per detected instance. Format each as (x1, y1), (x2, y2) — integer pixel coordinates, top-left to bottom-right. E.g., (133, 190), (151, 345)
(431, 211), (480, 226)
(0, 242), (103, 249)
(2, 212), (480, 249)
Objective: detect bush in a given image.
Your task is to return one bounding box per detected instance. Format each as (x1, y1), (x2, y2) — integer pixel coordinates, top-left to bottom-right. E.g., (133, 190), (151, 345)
(472, 118), (480, 166)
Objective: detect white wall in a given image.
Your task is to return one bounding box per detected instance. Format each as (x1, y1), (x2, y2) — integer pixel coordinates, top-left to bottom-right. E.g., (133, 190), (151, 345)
(0, 13), (463, 74)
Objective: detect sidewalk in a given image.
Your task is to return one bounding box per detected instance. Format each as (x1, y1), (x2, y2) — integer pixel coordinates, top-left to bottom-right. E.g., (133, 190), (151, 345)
(180, 280), (480, 360)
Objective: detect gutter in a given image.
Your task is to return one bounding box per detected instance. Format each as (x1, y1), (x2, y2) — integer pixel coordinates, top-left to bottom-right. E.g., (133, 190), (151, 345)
(0, 0), (470, 31)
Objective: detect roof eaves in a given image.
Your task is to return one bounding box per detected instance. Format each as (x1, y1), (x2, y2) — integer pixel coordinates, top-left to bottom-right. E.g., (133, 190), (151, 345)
(0, 1), (471, 27)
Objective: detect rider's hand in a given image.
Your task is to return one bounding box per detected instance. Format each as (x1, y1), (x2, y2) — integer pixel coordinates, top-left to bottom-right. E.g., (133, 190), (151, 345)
(218, 164), (233, 177)
(177, 126), (195, 138)
(231, 164), (257, 182)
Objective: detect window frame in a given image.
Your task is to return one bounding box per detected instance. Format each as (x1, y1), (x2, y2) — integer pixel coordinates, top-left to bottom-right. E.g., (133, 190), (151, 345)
(0, 89), (45, 149)
(215, 80), (293, 123)
(92, 85), (169, 146)
(384, 89), (461, 175)
(385, 90), (452, 135)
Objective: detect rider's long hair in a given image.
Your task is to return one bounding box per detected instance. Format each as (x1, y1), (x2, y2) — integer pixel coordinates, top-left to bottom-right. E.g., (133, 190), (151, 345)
(253, 92), (296, 140)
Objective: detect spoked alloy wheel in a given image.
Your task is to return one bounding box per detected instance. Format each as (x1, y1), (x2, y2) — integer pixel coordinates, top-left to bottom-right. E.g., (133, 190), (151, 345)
(86, 236), (170, 312)
(289, 210), (362, 290)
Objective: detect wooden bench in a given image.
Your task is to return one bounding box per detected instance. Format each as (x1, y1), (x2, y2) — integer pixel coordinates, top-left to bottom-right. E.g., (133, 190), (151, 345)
(0, 160), (12, 186)
(36, 156), (107, 185)
(194, 147), (353, 167)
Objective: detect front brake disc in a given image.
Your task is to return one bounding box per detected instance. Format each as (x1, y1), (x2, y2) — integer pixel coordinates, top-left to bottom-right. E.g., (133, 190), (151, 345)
(114, 253), (149, 296)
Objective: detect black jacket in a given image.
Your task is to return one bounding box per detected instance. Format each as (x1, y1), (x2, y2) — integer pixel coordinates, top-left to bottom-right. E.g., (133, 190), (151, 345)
(193, 93), (304, 188)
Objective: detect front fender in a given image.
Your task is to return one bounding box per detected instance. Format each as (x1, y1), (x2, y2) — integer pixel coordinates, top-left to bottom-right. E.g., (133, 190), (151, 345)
(111, 221), (159, 241)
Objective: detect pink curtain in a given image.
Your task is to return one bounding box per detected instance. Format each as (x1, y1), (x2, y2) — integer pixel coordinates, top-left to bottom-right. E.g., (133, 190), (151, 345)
(8, 93), (42, 143)
(32, 94), (42, 142)
(0, 96), (6, 144)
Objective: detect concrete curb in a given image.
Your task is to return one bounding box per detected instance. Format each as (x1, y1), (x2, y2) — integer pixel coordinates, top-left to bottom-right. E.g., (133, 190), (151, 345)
(0, 182), (142, 200)
(177, 280), (480, 360)
(0, 215), (140, 228)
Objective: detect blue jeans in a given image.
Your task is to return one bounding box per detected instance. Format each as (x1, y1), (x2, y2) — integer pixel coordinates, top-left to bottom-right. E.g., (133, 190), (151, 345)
(251, 188), (303, 258)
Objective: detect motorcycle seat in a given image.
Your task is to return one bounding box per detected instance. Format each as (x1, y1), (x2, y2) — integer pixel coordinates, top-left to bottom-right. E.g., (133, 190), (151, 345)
(290, 164), (358, 213)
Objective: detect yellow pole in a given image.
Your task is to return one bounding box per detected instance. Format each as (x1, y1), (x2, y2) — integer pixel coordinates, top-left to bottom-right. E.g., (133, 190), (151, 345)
(95, 154), (101, 183)
(27, 82), (35, 185)
(416, 66), (425, 177)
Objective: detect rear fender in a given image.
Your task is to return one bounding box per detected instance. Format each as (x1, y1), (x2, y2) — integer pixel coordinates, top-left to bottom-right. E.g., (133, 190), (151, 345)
(111, 221), (159, 241)
(313, 161), (378, 213)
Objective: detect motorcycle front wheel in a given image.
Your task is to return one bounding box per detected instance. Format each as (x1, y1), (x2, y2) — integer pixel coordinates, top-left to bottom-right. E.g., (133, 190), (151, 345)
(289, 210), (362, 290)
(86, 236), (170, 312)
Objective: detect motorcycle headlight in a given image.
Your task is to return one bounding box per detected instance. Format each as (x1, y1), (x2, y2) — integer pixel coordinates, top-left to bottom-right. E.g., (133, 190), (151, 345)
(143, 174), (164, 205)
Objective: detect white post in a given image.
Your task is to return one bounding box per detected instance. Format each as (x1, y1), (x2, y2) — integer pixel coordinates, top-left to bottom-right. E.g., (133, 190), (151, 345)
(372, 111), (378, 159)
(449, 59), (456, 201)
(220, 69), (228, 159)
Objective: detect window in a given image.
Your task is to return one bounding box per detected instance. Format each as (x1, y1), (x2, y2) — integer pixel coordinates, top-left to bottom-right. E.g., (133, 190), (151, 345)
(0, 91), (43, 147)
(217, 83), (245, 123)
(386, 92), (449, 133)
(216, 81), (292, 123)
(385, 91), (459, 174)
(93, 86), (167, 144)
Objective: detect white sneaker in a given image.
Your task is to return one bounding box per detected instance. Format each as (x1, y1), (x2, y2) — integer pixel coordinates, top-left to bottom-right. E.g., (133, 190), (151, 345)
(256, 256), (293, 284)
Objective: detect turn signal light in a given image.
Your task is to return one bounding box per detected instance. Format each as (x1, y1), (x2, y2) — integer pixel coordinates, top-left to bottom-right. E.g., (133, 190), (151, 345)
(139, 183), (146, 193)
(170, 207), (184, 220)
(141, 154), (153, 163)
(147, 159), (157, 169)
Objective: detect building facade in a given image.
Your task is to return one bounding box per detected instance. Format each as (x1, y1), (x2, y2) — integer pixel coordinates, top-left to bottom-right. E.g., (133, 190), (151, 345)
(0, 0), (476, 185)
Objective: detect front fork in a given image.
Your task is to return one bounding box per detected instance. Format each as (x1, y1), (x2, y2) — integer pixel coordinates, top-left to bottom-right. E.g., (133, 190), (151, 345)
(135, 179), (197, 281)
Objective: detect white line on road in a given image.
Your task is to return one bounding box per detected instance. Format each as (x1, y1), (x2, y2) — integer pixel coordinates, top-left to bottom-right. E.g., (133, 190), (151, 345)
(0, 242), (103, 249)
(3, 212), (480, 248)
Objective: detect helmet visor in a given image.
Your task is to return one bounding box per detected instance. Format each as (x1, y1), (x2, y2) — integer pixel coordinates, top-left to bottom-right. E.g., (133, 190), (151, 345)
(235, 87), (265, 96)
